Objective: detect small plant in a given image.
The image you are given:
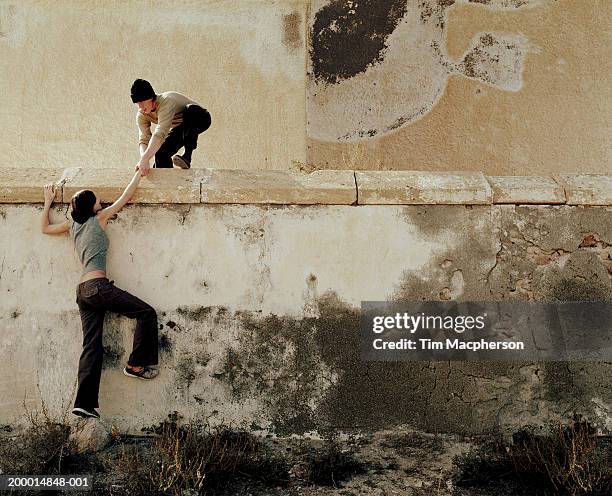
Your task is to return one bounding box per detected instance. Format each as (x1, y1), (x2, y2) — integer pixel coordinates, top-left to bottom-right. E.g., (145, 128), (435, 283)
(115, 443), (159, 495)
(508, 415), (609, 495)
(380, 431), (445, 456)
(119, 414), (289, 495)
(291, 430), (367, 487)
(0, 400), (103, 483)
(453, 415), (611, 496)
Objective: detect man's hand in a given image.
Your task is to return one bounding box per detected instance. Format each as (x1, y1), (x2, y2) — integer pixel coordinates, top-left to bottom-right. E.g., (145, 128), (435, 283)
(43, 184), (56, 205)
(135, 157), (151, 177)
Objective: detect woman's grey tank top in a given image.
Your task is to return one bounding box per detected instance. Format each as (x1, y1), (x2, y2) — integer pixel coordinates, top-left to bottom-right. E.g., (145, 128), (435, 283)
(70, 216), (109, 275)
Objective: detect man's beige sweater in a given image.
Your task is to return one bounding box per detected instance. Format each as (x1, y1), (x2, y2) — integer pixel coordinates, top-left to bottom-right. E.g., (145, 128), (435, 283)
(137, 91), (199, 146)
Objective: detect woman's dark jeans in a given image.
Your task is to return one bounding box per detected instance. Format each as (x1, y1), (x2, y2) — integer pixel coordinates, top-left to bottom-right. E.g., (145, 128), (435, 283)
(74, 277), (158, 409)
(154, 104), (212, 168)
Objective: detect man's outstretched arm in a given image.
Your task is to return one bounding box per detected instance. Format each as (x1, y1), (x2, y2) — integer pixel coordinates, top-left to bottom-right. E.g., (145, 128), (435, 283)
(136, 111), (158, 176)
(136, 135), (163, 176)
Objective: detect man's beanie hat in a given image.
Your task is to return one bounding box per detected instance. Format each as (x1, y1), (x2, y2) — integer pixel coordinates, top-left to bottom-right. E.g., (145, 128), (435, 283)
(131, 79), (155, 103)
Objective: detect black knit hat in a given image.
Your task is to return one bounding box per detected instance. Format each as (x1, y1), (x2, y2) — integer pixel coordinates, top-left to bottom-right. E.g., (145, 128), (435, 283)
(130, 79), (156, 103)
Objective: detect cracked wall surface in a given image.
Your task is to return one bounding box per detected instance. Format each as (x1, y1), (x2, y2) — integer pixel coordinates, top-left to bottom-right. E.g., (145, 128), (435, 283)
(1, 203), (610, 435)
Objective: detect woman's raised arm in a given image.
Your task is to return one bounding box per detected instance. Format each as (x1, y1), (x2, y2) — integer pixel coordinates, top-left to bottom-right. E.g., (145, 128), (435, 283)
(41, 184), (70, 235)
(97, 171), (142, 225)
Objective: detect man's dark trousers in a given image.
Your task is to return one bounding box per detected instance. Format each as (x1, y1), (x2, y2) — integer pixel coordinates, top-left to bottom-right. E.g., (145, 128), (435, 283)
(74, 278), (158, 409)
(154, 104), (212, 168)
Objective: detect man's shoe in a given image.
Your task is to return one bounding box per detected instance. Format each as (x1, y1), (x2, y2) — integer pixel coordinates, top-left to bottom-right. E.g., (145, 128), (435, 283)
(172, 155), (191, 169)
(123, 366), (159, 380)
(71, 407), (100, 419)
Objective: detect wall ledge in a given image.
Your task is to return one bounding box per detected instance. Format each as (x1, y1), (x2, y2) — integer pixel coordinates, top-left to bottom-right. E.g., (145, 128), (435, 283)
(1, 168), (611, 206)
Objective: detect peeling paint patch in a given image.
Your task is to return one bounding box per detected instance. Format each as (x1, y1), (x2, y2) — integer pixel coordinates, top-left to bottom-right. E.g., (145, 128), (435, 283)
(458, 32), (529, 91)
(533, 250), (612, 302)
(310, 0), (408, 84)
(308, 0), (545, 141)
(388, 205), (611, 431)
(282, 12), (302, 49)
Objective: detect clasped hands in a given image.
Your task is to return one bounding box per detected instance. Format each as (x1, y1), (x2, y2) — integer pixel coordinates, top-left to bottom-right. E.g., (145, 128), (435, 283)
(135, 157), (151, 177)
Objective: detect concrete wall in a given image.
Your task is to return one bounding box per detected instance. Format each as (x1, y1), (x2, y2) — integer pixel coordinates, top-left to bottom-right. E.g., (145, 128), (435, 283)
(1, 0), (306, 170)
(2, 1), (610, 175)
(307, 0), (612, 175)
(1, 168), (611, 436)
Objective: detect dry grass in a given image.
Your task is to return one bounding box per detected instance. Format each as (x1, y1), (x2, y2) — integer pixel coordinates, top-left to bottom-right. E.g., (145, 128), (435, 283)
(0, 400), (104, 492)
(115, 415), (289, 495)
(508, 415), (610, 496)
(453, 415), (611, 496)
(290, 430), (367, 487)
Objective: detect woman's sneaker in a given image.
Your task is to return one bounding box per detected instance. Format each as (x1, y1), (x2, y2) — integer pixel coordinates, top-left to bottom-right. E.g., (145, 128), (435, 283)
(71, 407), (100, 419)
(123, 366), (159, 380)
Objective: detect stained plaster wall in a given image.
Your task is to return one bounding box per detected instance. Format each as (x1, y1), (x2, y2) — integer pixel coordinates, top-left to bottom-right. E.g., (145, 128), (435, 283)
(1, 200), (611, 436)
(0, 0), (306, 171)
(307, 0), (612, 175)
(3, 0), (610, 176)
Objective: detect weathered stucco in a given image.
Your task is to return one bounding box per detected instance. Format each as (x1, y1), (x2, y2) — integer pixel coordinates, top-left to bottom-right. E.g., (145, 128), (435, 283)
(307, 0), (612, 174)
(2, 1), (609, 175)
(1, 0), (307, 171)
(1, 197), (610, 436)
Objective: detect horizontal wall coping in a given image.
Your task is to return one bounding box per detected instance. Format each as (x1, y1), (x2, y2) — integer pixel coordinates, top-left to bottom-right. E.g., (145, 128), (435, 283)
(201, 169), (356, 204)
(486, 175), (566, 204)
(554, 173), (612, 206)
(0, 168), (611, 206)
(355, 170), (492, 204)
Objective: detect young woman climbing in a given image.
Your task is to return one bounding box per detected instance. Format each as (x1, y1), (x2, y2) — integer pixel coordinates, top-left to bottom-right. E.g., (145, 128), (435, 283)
(41, 171), (159, 419)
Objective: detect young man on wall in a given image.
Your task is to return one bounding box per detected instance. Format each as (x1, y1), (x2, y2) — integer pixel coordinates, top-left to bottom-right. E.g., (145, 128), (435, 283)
(131, 79), (212, 176)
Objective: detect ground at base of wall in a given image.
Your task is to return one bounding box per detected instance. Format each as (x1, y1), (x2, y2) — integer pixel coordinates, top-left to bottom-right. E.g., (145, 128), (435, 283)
(84, 427), (478, 496)
(2, 421), (610, 496)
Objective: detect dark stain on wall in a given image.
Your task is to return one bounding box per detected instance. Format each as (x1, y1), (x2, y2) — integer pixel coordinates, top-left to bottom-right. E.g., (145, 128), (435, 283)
(283, 12), (302, 49)
(177, 305), (228, 326)
(176, 355), (197, 388)
(310, 0), (408, 84)
(220, 311), (327, 435)
(139, 205), (611, 436)
(206, 291), (513, 435)
(419, 0), (456, 29)
(102, 346), (122, 368)
(397, 205), (612, 428)
(312, 292), (442, 431)
(101, 317), (124, 370)
(159, 332), (173, 354)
